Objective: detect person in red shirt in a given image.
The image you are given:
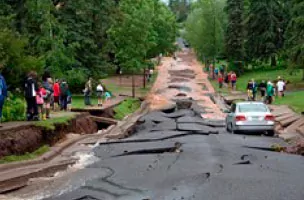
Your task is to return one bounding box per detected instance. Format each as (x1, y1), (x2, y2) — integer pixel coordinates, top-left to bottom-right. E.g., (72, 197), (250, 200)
(53, 79), (60, 111)
(231, 72), (237, 90)
(218, 74), (223, 89)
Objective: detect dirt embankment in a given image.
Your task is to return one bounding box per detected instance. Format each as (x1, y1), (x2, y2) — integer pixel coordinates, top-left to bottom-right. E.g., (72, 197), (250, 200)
(0, 113), (98, 158)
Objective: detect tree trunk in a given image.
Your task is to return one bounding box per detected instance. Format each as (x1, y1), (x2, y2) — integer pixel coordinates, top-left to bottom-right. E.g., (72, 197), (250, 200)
(212, 57), (216, 79)
(143, 68), (146, 89)
(132, 71), (135, 98)
(271, 56), (277, 67)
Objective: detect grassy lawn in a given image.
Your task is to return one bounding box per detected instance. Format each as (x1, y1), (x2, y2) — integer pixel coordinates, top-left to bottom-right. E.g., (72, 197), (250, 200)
(0, 145), (50, 164)
(235, 69), (303, 92)
(113, 98), (141, 120)
(72, 95), (98, 109)
(34, 115), (76, 130)
(274, 91), (304, 113)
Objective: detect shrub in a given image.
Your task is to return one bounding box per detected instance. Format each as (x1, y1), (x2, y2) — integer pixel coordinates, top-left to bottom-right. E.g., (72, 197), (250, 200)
(2, 93), (26, 122)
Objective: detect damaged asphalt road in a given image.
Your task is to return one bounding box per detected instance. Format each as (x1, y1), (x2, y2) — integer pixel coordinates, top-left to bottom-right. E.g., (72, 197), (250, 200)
(41, 102), (304, 200)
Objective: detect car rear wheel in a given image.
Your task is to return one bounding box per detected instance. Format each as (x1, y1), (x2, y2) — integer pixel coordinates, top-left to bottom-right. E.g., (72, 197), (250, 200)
(265, 130), (275, 137)
(226, 122), (232, 133)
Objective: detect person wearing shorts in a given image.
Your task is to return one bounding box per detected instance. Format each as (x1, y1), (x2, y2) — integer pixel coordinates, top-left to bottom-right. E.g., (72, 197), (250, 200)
(276, 78), (285, 98)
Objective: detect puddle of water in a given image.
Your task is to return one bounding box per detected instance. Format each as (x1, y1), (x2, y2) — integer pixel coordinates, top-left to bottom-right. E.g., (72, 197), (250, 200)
(4, 152), (101, 200)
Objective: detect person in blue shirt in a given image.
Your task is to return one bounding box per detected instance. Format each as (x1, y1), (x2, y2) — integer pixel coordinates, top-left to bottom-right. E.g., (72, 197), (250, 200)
(0, 73), (8, 125)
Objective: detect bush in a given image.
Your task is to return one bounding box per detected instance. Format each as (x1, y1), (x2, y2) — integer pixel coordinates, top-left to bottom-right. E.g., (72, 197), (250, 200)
(2, 93), (26, 122)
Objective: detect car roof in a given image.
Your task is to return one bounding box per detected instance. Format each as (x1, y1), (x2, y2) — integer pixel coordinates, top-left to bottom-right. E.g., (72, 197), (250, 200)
(235, 101), (265, 105)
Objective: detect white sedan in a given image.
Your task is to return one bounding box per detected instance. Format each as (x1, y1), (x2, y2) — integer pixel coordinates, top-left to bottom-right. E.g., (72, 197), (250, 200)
(226, 102), (275, 136)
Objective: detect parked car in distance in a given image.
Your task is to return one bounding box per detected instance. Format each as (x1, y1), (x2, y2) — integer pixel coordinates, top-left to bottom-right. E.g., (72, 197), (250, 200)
(225, 102), (275, 136)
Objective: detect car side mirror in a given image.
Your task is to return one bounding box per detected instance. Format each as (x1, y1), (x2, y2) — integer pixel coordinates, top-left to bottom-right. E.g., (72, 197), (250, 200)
(223, 109), (231, 113)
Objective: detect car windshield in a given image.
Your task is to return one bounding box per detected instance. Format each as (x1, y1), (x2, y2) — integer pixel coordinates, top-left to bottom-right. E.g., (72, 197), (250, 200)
(238, 104), (268, 113)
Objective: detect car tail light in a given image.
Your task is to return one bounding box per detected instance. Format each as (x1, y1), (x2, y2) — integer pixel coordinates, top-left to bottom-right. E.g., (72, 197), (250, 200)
(235, 115), (246, 121)
(265, 114), (275, 121)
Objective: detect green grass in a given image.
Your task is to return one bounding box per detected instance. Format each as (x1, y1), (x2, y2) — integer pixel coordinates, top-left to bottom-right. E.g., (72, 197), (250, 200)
(235, 69), (303, 92)
(71, 96), (98, 109)
(0, 145), (50, 164)
(113, 98), (141, 120)
(274, 91), (304, 113)
(34, 115), (75, 130)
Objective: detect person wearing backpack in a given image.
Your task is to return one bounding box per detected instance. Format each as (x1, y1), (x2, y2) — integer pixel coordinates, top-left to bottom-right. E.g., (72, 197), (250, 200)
(24, 71), (39, 121)
(0, 73), (7, 126)
(43, 77), (53, 118)
(60, 80), (69, 111)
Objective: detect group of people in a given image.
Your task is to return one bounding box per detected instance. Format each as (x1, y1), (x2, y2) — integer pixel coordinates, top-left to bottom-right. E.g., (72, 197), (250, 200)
(24, 71), (71, 121)
(214, 65), (238, 91)
(246, 77), (286, 104)
(83, 78), (111, 107)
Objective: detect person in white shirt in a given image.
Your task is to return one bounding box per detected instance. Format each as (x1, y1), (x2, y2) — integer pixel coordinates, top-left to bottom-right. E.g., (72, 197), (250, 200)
(96, 81), (104, 107)
(276, 79), (285, 97)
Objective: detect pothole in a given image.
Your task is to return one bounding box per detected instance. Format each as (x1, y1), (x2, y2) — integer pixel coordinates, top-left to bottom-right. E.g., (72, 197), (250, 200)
(175, 93), (187, 97)
(168, 85), (192, 92)
(170, 78), (190, 83)
(113, 142), (182, 157)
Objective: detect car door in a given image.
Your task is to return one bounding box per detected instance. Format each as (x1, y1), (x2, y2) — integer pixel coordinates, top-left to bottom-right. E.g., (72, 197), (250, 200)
(227, 103), (236, 125)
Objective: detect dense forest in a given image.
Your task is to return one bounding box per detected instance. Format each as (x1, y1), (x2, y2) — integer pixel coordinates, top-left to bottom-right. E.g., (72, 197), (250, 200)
(185, 0), (304, 79)
(0, 0), (177, 90)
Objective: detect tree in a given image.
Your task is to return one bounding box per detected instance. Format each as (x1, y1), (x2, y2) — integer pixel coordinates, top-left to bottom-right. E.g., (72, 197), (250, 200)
(109, 0), (155, 97)
(147, 0), (177, 58)
(225, 0), (245, 72)
(245, 0), (287, 66)
(285, 0), (304, 80)
(169, 0), (191, 22)
(185, 0), (225, 69)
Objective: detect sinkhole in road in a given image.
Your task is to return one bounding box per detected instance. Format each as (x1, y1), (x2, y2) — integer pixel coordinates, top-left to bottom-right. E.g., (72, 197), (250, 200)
(112, 142), (182, 157)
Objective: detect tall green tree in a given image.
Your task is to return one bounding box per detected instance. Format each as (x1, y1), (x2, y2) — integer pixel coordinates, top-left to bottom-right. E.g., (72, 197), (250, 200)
(169, 0), (191, 22)
(147, 0), (177, 58)
(225, 0), (245, 69)
(185, 0), (225, 66)
(285, 0), (304, 80)
(109, 0), (155, 97)
(245, 0), (286, 66)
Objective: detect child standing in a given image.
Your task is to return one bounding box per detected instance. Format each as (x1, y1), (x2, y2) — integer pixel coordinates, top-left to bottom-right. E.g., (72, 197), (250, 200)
(96, 81), (104, 107)
(36, 83), (46, 120)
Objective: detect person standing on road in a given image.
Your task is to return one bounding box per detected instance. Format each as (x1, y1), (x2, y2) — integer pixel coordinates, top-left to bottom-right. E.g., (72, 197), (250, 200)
(53, 79), (60, 111)
(247, 79), (254, 101)
(60, 80), (69, 111)
(0, 73), (7, 126)
(24, 71), (39, 121)
(259, 80), (267, 102)
(266, 81), (274, 104)
(84, 77), (92, 106)
(276, 78), (285, 98)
